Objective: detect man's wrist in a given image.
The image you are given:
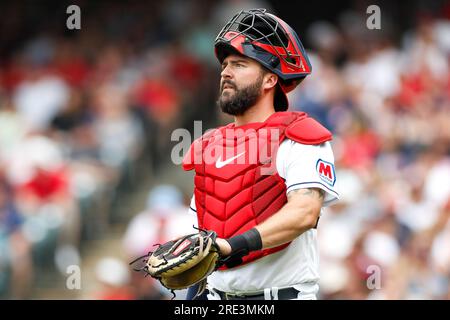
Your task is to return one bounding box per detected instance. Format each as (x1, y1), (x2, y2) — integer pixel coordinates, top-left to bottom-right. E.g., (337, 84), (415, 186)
(226, 228), (263, 255)
(215, 228), (263, 269)
(216, 238), (232, 256)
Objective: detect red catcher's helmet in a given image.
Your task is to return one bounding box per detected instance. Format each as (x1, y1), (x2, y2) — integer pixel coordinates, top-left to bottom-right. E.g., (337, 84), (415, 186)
(215, 8), (312, 111)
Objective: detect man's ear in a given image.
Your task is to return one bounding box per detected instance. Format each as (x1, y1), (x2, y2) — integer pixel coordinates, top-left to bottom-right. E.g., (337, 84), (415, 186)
(263, 73), (278, 90)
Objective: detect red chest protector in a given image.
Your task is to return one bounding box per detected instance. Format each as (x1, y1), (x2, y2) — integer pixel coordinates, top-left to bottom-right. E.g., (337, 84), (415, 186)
(182, 111), (332, 269)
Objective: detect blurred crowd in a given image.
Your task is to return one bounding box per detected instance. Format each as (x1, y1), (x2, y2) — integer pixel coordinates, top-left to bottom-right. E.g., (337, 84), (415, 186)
(295, 9), (450, 299)
(0, 0), (449, 299)
(0, 0), (214, 298)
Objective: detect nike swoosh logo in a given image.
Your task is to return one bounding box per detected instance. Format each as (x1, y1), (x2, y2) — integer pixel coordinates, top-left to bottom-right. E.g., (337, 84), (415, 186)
(215, 152), (246, 168)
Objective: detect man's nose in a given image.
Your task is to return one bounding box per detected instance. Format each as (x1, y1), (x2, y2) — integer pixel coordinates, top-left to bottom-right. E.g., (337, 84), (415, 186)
(220, 64), (232, 79)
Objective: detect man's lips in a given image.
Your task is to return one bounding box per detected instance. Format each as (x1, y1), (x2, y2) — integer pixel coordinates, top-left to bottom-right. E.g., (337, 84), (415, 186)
(222, 83), (235, 91)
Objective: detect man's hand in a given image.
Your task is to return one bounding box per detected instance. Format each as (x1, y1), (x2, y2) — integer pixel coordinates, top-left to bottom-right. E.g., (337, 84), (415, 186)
(215, 238), (232, 256)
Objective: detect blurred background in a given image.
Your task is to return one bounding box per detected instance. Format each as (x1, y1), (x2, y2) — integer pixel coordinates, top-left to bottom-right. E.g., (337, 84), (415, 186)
(0, 0), (449, 300)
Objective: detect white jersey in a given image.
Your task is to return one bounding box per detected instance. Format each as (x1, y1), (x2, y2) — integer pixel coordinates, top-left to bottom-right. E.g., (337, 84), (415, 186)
(188, 139), (339, 295)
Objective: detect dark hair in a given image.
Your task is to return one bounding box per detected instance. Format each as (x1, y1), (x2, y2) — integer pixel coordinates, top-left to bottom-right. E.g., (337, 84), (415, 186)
(258, 64), (289, 112)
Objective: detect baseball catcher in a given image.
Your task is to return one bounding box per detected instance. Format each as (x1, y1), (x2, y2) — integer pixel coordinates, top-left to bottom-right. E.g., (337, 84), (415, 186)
(133, 8), (339, 301)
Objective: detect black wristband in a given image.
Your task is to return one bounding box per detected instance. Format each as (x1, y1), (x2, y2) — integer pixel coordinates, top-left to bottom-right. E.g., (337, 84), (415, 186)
(221, 228), (262, 268)
(242, 228), (263, 251)
(226, 228), (263, 255)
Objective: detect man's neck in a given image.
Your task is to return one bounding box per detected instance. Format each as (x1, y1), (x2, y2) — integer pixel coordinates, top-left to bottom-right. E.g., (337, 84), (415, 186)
(234, 104), (276, 127)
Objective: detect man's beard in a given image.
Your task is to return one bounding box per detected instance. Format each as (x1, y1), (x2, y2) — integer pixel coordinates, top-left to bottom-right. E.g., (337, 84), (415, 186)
(217, 75), (263, 116)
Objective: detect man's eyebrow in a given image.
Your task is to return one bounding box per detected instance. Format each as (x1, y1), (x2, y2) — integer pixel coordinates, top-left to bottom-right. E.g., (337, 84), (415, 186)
(230, 59), (248, 64)
(223, 59), (249, 65)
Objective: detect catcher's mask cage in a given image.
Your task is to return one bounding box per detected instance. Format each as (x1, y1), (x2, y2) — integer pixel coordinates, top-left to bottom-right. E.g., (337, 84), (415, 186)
(215, 8), (312, 111)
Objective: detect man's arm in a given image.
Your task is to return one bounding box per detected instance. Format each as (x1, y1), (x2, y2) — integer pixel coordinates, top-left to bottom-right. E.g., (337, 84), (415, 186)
(217, 187), (324, 255)
(256, 187), (324, 249)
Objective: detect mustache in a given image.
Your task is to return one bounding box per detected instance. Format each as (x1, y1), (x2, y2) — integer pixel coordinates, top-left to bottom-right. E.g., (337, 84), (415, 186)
(221, 80), (236, 91)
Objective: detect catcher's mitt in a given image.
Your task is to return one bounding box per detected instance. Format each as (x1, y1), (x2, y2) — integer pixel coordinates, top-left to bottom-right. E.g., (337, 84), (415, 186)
(130, 229), (221, 298)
